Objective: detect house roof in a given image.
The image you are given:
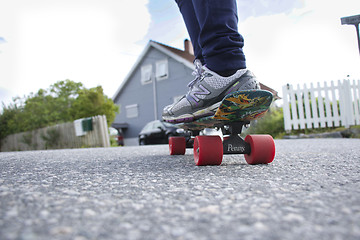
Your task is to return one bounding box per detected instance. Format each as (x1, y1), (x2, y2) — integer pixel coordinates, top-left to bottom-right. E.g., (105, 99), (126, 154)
(112, 40), (279, 101)
(152, 40), (195, 64)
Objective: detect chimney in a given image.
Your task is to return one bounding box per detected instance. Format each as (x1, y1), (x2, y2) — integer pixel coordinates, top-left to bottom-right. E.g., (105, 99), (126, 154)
(184, 39), (194, 55)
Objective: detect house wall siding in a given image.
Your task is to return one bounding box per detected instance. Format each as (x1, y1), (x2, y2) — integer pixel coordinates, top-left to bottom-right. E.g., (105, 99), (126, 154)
(113, 47), (194, 144)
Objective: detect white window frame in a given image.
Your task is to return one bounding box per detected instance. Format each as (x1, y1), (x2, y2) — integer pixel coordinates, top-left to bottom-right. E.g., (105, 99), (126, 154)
(155, 59), (169, 81)
(141, 64), (152, 85)
(125, 104), (139, 118)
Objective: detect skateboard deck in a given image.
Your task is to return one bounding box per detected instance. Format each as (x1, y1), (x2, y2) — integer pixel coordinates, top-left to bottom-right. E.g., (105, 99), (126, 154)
(179, 89), (273, 131)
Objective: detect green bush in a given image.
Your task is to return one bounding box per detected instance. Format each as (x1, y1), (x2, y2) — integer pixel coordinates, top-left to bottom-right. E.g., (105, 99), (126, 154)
(245, 105), (286, 139)
(41, 128), (61, 149)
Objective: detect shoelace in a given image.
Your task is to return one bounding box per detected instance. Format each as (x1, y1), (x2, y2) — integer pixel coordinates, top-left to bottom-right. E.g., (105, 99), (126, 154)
(187, 59), (205, 88)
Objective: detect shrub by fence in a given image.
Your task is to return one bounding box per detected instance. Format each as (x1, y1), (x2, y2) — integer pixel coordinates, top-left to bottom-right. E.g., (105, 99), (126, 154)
(0, 115), (110, 152)
(282, 79), (360, 131)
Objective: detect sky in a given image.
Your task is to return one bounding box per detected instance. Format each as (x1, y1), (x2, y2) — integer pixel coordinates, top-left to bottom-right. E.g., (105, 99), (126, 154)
(0, 0), (359, 109)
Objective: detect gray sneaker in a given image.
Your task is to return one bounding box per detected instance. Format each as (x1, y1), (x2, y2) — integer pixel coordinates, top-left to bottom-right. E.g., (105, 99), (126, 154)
(162, 60), (260, 123)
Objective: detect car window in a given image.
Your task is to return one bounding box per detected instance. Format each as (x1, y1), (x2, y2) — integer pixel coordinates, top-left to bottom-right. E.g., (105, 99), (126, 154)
(153, 121), (163, 130)
(142, 122), (154, 132)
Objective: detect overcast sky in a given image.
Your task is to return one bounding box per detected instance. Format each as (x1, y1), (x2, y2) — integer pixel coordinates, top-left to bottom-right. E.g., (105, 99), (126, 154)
(0, 0), (359, 108)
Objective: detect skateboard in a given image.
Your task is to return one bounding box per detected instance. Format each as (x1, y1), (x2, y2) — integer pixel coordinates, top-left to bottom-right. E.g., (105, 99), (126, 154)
(168, 89), (276, 166)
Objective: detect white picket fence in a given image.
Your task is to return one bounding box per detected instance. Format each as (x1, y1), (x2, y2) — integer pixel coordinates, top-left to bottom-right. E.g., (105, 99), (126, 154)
(282, 79), (360, 131)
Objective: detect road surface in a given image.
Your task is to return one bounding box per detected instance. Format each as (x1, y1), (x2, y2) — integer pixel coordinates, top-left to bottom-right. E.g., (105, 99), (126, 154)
(0, 139), (359, 240)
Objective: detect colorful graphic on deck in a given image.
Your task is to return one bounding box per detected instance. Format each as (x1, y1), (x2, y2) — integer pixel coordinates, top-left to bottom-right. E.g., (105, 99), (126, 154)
(180, 90), (273, 130)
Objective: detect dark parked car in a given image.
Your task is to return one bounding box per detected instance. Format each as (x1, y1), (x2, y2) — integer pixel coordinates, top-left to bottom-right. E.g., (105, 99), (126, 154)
(138, 120), (191, 145)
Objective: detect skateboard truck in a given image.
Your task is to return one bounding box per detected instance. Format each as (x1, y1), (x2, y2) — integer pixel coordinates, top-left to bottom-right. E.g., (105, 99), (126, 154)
(222, 121), (251, 155)
(169, 120), (275, 165)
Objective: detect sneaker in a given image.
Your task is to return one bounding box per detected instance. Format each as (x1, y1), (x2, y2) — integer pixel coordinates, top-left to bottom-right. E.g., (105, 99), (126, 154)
(162, 60), (260, 123)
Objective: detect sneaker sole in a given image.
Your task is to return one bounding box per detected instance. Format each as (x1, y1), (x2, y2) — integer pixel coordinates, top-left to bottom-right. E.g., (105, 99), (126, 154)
(164, 101), (221, 123)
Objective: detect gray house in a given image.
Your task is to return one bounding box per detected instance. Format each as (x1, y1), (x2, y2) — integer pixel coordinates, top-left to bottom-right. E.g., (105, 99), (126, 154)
(112, 40), (196, 145)
(112, 40), (278, 146)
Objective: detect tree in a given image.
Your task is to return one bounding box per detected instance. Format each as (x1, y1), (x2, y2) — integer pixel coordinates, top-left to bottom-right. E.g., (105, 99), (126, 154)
(48, 80), (83, 122)
(70, 86), (118, 125)
(0, 80), (118, 139)
(0, 100), (23, 140)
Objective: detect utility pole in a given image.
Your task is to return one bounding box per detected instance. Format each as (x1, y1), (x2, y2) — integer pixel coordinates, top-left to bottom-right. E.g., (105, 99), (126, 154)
(341, 14), (360, 56)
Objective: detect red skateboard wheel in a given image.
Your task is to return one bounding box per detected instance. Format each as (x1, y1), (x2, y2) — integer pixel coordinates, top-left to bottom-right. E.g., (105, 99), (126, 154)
(169, 137), (186, 155)
(193, 136), (223, 166)
(244, 135), (275, 164)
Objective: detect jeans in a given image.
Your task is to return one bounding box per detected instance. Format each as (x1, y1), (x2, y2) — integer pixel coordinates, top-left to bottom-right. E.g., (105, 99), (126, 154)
(175, 0), (246, 72)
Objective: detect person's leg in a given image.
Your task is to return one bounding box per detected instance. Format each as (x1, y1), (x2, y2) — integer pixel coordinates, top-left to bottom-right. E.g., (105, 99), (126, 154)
(162, 0), (258, 123)
(191, 0), (246, 75)
(175, 0), (204, 64)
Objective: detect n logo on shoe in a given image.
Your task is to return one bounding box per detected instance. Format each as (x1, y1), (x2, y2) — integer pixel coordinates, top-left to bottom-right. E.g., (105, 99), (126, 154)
(189, 85), (210, 102)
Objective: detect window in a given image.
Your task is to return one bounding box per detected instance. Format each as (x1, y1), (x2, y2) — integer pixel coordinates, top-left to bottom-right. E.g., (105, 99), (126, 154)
(156, 59), (168, 80)
(141, 64), (152, 84)
(126, 104), (138, 118)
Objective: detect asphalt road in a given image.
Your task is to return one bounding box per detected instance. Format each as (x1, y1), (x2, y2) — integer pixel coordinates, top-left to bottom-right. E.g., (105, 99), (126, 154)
(0, 138), (359, 240)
